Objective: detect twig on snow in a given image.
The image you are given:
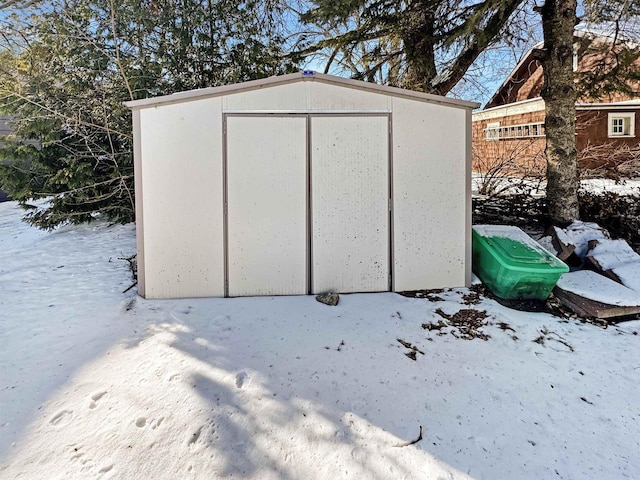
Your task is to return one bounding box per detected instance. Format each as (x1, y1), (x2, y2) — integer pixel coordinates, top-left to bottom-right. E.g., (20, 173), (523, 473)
(394, 426), (423, 447)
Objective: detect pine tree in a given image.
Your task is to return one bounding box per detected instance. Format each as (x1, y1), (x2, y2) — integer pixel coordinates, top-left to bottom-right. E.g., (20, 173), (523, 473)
(577, 0), (640, 100)
(299, 0), (526, 95)
(534, 0), (579, 225)
(535, 0), (640, 224)
(0, 0), (296, 229)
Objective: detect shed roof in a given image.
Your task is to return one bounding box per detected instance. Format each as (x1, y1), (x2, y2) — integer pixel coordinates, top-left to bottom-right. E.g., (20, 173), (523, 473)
(124, 71), (479, 111)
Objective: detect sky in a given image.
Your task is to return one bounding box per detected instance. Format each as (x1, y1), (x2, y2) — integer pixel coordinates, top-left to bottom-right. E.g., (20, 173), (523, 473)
(1, 1), (636, 108)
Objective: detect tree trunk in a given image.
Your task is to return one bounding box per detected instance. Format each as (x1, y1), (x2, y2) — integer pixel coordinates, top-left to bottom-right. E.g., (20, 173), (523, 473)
(539, 0), (579, 225)
(401, 6), (437, 93)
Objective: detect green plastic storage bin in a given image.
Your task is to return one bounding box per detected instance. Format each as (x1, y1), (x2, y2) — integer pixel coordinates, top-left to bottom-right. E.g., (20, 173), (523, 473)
(472, 225), (569, 300)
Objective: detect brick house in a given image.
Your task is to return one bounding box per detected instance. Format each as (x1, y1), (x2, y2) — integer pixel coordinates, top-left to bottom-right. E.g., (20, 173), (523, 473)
(473, 30), (640, 178)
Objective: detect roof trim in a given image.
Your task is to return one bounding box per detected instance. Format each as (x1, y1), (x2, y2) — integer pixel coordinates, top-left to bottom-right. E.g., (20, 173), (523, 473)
(473, 97), (640, 120)
(472, 97), (545, 122)
(478, 96), (545, 114)
(576, 101), (640, 110)
(124, 71), (479, 110)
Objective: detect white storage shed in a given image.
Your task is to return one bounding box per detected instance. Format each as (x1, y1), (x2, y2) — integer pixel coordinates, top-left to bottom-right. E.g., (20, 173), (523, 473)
(125, 71), (479, 299)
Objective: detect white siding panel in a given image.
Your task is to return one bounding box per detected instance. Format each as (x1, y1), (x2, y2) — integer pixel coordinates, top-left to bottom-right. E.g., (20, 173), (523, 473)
(140, 98), (224, 298)
(223, 83), (309, 111)
(311, 116), (389, 294)
(392, 98), (468, 291)
(309, 82), (391, 111)
(226, 116), (307, 296)
(222, 81), (391, 113)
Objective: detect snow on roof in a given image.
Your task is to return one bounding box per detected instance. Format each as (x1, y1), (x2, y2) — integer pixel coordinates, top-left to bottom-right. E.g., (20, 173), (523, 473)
(575, 22), (640, 47)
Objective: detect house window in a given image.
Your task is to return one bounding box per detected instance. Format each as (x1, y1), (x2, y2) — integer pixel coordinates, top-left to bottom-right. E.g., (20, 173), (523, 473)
(608, 113), (635, 137)
(485, 122), (500, 141)
(612, 118), (624, 134)
(483, 121), (545, 141)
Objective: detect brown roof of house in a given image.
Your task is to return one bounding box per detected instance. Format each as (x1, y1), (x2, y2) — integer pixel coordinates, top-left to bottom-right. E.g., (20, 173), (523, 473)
(484, 29), (640, 110)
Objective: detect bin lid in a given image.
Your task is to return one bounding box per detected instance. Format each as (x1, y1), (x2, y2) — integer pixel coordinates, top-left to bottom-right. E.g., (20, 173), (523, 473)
(473, 225), (569, 273)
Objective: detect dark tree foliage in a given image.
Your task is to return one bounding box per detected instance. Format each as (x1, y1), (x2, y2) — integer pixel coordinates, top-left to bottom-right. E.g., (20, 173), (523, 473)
(0, 0), (297, 229)
(534, 0), (640, 224)
(577, 0), (640, 100)
(300, 0), (526, 95)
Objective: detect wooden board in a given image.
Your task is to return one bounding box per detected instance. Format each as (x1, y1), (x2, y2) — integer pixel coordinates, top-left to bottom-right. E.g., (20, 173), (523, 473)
(553, 287), (640, 319)
(585, 238), (640, 293)
(545, 225), (576, 261)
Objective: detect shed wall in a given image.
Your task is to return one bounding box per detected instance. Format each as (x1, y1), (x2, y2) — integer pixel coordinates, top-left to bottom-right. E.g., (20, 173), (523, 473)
(391, 98), (469, 291)
(139, 98), (224, 298)
(309, 83), (391, 111)
(134, 78), (472, 298)
(133, 111), (146, 297)
(223, 82), (309, 111)
(223, 82), (391, 112)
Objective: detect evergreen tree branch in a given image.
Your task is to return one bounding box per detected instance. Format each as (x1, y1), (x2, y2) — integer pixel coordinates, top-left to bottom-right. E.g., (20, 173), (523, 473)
(2, 89), (131, 138)
(430, 0), (524, 94)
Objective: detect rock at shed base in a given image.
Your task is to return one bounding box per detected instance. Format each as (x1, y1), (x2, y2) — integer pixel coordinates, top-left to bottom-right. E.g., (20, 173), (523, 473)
(316, 292), (339, 306)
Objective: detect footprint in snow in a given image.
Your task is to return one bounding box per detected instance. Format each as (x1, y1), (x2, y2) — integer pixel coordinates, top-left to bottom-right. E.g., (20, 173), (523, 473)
(89, 390), (107, 410)
(235, 372), (250, 389)
(50, 409), (73, 427)
(187, 426), (204, 446)
(151, 417), (165, 429)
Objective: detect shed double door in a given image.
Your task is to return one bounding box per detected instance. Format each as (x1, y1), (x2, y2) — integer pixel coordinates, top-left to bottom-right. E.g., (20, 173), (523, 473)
(225, 114), (390, 297)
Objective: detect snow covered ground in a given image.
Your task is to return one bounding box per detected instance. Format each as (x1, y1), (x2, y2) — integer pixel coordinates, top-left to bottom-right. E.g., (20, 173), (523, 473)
(1, 200), (639, 480)
(580, 178), (640, 196)
(471, 174), (640, 197)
